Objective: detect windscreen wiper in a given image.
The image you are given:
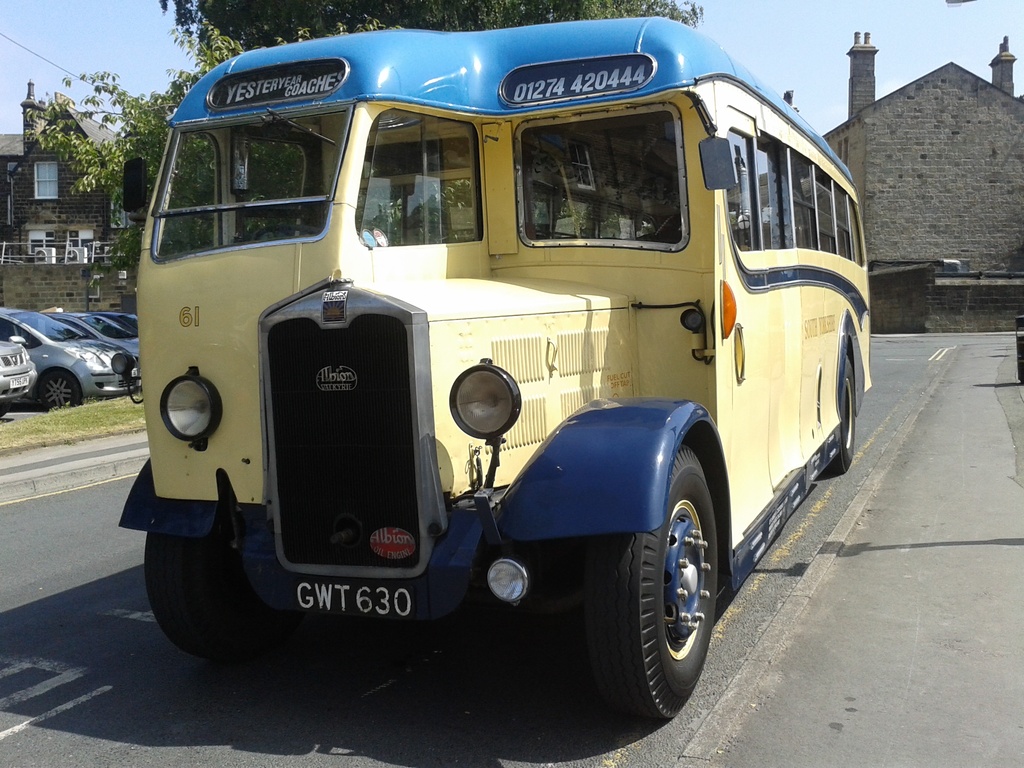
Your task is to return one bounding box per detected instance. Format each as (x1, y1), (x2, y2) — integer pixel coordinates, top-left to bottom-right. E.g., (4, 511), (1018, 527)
(263, 108), (336, 146)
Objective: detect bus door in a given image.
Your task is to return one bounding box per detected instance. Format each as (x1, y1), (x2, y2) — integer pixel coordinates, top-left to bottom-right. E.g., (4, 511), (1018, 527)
(721, 131), (775, 533)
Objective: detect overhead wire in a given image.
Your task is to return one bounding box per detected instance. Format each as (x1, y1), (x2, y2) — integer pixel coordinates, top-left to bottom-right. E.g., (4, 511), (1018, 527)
(0, 30), (85, 83)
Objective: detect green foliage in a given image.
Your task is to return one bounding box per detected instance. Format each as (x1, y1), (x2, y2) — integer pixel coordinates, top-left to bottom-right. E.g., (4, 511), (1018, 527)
(33, 27), (242, 269)
(160, 0), (702, 49)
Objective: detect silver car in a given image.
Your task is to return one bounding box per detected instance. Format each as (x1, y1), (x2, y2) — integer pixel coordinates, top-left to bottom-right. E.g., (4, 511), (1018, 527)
(0, 339), (37, 417)
(0, 309), (128, 409)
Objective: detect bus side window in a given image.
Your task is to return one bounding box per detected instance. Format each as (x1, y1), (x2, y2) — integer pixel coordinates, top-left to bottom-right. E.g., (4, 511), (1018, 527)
(815, 168), (837, 254)
(755, 139), (784, 250)
(356, 110), (481, 247)
(836, 190), (854, 260)
(789, 151), (817, 250)
(848, 200), (865, 265)
(726, 132), (754, 251)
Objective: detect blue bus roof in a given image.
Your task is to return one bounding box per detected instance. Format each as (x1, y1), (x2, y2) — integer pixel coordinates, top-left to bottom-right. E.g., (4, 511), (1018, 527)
(172, 17), (849, 181)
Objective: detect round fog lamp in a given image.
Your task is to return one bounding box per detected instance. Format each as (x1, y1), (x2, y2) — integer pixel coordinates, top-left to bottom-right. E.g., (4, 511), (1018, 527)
(449, 363), (521, 440)
(111, 351), (136, 376)
(160, 374), (222, 441)
(487, 558), (530, 604)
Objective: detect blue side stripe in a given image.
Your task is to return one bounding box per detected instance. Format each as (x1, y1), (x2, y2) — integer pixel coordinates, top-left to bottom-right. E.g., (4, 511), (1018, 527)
(735, 256), (870, 330)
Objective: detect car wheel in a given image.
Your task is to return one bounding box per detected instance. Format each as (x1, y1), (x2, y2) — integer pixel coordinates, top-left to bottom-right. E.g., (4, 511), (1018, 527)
(0, 403), (9, 418)
(585, 446), (718, 718)
(37, 370), (83, 409)
(145, 524), (303, 662)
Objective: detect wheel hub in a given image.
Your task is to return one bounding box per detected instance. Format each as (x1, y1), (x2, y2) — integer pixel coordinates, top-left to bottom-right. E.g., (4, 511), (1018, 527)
(663, 501), (709, 648)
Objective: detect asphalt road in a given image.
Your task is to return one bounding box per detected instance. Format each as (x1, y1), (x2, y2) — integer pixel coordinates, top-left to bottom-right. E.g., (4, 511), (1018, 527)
(0, 333), (1017, 767)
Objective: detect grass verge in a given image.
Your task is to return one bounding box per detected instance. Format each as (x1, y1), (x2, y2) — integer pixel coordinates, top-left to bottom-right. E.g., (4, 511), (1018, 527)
(0, 397), (146, 455)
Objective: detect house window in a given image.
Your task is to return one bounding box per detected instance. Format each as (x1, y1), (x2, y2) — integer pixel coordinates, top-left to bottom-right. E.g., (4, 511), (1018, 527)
(568, 142), (595, 190)
(28, 230), (56, 249)
(35, 162), (58, 199)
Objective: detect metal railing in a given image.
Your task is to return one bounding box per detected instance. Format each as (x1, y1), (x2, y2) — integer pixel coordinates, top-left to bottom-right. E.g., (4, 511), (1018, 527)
(0, 242), (113, 265)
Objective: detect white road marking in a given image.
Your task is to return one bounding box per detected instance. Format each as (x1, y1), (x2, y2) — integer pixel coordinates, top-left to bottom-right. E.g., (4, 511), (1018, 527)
(0, 686), (112, 742)
(0, 669), (84, 709)
(103, 608), (156, 622)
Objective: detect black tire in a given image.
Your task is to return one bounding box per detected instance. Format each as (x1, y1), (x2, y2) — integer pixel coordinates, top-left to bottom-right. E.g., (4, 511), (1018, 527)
(145, 527), (303, 662)
(0, 403), (9, 418)
(828, 360), (856, 475)
(37, 370), (83, 409)
(585, 446), (718, 719)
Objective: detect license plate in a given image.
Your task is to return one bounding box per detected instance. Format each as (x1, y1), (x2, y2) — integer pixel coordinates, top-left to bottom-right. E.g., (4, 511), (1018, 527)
(9, 375), (28, 389)
(296, 579), (415, 618)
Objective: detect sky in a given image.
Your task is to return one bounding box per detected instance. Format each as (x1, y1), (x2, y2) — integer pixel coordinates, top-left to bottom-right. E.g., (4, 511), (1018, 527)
(0, 0), (1019, 137)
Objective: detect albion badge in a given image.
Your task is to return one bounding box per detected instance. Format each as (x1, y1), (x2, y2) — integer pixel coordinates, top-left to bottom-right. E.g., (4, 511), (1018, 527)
(316, 365), (357, 391)
(322, 290), (348, 324)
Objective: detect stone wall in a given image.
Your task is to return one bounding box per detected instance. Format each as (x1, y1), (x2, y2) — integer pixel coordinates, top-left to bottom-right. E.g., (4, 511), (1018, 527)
(868, 264), (932, 333)
(928, 278), (1024, 332)
(0, 264), (137, 312)
(869, 265), (1024, 333)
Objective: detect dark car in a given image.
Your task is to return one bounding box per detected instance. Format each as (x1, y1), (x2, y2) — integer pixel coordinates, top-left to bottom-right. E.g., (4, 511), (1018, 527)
(57, 312), (140, 358)
(92, 311), (138, 336)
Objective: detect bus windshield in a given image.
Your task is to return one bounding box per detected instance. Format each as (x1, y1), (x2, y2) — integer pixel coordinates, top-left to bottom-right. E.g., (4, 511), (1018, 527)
(153, 109), (350, 260)
(520, 108), (687, 248)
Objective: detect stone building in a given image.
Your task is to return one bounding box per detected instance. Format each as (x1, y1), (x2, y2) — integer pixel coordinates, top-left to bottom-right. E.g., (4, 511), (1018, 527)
(1, 81), (117, 263)
(826, 33), (1024, 274)
(0, 82), (136, 312)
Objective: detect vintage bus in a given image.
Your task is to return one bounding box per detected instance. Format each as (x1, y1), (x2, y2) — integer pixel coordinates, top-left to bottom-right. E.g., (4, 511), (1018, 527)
(119, 16), (870, 719)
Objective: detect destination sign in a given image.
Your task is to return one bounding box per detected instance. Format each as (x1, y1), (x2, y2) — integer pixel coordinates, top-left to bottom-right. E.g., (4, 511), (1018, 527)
(208, 59), (348, 110)
(500, 54), (656, 106)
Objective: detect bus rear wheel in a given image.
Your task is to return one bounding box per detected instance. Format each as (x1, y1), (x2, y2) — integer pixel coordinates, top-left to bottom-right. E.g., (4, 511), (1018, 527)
(828, 361), (856, 475)
(584, 446), (718, 718)
(145, 527), (302, 662)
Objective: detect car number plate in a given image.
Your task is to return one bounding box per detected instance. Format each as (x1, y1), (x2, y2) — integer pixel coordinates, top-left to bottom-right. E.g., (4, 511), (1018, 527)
(9, 375), (29, 388)
(296, 579), (415, 618)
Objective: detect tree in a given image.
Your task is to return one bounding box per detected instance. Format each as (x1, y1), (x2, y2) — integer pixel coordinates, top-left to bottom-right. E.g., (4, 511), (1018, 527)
(160, 0), (703, 50)
(33, 29), (243, 269)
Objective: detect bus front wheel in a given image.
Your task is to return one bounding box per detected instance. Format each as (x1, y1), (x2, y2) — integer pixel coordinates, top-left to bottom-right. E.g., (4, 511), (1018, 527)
(584, 446), (718, 718)
(145, 527), (302, 662)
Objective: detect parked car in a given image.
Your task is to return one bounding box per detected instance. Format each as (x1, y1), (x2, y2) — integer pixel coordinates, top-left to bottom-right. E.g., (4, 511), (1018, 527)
(0, 309), (128, 409)
(51, 312), (140, 359)
(0, 339), (37, 417)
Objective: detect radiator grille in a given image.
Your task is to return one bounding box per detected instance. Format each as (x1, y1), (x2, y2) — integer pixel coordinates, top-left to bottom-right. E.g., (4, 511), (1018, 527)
(267, 314), (420, 568)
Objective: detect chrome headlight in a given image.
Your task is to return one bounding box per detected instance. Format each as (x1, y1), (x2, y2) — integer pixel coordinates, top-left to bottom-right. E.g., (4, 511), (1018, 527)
(66, 345), (108, 373)
(449, 361), (521, 440)
(160, 371), (222, 441)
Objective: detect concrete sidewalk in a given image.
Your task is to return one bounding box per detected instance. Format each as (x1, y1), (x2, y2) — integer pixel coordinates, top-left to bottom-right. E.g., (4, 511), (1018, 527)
(0, 432), (148, 503)
(684, 344), (1024, 766)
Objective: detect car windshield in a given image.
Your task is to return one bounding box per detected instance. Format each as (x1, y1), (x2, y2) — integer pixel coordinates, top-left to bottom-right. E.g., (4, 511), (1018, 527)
(107, 314), (138, 334)
(13, 312), (90, 342)
(77, 315), (135, 339)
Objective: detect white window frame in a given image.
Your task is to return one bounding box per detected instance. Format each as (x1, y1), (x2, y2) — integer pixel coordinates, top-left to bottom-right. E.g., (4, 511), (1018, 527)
(28, 229), (56, 248)
(35, 162), (58, 199)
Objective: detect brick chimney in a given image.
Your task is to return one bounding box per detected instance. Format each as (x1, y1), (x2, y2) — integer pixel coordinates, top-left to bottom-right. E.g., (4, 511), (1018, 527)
(20, 80), (44, 138)
(847, 32), (878, 118)
(990, 36), (1015, 96)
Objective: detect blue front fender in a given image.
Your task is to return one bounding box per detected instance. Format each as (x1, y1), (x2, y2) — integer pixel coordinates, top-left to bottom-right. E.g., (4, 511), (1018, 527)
(499, 398), (717, 541)
(119, 461), (217, 538)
